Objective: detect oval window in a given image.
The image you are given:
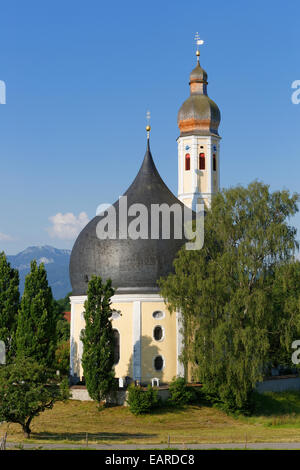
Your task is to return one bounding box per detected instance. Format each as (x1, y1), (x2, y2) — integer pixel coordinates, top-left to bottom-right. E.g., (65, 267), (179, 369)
(154, 355), (164, 371)
(152, 311), (164, 319)
(111, 310), (121, 320)
(153, 326), (163, 341)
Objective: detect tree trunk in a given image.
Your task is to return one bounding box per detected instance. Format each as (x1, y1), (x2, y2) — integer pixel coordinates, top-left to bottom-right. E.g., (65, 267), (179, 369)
(22, 422), (31, 439)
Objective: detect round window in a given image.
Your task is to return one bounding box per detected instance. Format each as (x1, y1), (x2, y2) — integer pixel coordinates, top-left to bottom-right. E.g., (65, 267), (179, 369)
(152, 310), (164, 319)
(153, 326), (163, 341)
(154, 355), (164, 371)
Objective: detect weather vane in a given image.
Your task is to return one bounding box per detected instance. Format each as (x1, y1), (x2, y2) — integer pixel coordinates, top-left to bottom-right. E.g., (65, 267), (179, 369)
(146, 110), (151, 138)
(194, 32), (204, 62)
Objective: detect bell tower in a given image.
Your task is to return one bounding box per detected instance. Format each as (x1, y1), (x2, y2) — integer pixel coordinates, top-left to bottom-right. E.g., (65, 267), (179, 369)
(177, 35), (221, 210)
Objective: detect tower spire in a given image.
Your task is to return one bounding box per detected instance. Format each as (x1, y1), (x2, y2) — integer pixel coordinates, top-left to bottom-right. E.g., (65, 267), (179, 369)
(177, 37), (221, 211)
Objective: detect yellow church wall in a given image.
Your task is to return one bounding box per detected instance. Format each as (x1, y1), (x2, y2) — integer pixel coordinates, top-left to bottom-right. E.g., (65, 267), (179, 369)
(140, 302), (177, 384)
(198, 143), (207, 154)
(213, 152), (219, 192)
(182, 197), (192, 209)
(110, 301), (133, 379)
(213, 173), (218, 192)
(197, 171), (208, 194)
(71, 294), (182, 388)
(183, 166), (192, 194)
(72, 300), (134, 380)
(72, 302), (85, 379)
(182, 138), (193, 194)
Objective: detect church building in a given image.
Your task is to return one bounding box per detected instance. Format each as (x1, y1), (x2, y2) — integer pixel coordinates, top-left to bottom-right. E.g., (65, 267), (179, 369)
(69, 43), (221, 387)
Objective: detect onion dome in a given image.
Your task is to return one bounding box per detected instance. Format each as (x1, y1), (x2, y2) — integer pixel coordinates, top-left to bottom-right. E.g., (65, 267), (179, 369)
(177, 58), (221, 137)
(190, 62), (208, 84)
(69, 132), (193, 296)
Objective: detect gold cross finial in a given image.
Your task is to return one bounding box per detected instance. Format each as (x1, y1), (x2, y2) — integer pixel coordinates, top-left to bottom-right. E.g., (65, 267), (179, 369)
(194, 32), (204, 62)
(146, 110), (151, 138)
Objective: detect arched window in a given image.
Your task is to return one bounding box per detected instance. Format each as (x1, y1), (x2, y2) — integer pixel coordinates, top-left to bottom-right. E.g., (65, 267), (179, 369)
(154, 355), (164, 371)
(213, 154), (217, 171)
(113, 329), (120, 365)
(153, 325), (164, 341)
(185, 153), (190, 171)
(199, 152), (205, 170)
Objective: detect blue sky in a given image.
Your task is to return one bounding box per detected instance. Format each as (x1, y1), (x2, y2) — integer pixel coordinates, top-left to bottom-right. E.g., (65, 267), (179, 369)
(0, 0), (299, 254)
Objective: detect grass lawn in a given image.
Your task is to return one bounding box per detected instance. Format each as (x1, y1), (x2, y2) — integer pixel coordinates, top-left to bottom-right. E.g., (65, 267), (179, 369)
(2, 392), (300, 446)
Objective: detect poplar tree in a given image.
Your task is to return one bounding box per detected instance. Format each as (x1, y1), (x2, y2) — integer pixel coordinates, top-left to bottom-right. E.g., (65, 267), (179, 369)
(16, 260), (57, 368)
(80, 276), (116, 405)
(159, 181), (299, 411)
(0, 252), (19, 361)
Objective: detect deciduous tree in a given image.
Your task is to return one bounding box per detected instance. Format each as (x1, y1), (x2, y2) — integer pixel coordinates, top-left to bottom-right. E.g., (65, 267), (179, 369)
(159, 181), (299, 410)
(0, 357), (69, 438)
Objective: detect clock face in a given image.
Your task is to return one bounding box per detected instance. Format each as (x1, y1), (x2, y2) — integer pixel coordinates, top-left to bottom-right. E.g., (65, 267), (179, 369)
(185, 145), (190, 151)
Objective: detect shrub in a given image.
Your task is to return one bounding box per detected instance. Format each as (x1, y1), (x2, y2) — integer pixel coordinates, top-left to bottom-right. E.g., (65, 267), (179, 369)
(168, 377), (196, 406)
(195, 383), (255, 415)
(127, 384), (160, 415)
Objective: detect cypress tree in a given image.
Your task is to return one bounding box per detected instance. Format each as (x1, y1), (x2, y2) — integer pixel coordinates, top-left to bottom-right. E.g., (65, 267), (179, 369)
(16, 260), (57, 368)
(0, 252), (19, 361)
(81, 276), (116, 405)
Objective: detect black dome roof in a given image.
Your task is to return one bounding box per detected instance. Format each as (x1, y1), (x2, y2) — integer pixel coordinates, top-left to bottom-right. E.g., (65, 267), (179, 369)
(69, 139), (192, 295)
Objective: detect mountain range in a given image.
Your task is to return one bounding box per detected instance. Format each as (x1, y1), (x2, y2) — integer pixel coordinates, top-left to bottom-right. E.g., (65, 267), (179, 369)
(7, 245), (72, 300)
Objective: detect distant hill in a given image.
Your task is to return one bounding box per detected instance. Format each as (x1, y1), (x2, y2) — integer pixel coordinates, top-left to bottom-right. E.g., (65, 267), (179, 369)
(7, 245), (72, 300)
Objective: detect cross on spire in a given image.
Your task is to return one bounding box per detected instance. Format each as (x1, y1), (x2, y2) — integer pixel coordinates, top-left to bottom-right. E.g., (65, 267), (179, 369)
(146, 110), (151, 139)
(194, 32), (204, 62)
